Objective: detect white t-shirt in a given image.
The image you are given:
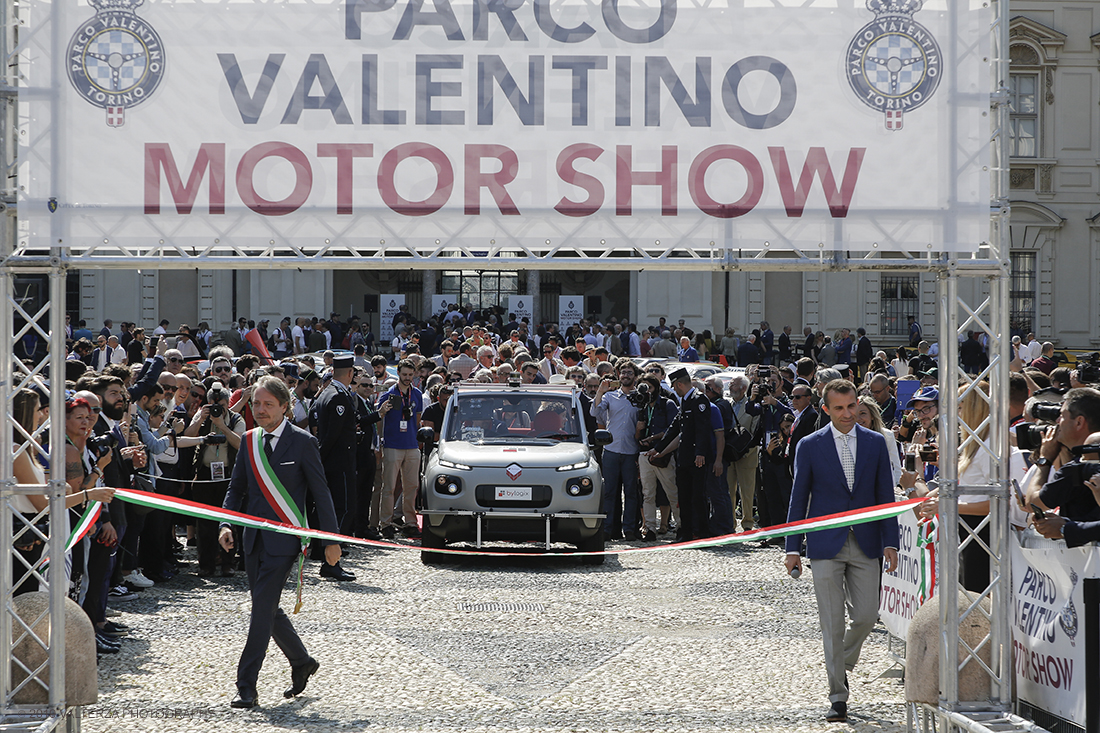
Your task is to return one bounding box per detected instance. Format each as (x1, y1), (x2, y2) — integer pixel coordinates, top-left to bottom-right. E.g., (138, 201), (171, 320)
(958, 447), (1029, 527)
(176, 338), (201, 359)
(292, 325), (306, 352)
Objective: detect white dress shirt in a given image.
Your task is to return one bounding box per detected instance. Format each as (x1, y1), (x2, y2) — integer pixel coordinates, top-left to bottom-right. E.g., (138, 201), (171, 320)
(262, 418), (288, 453)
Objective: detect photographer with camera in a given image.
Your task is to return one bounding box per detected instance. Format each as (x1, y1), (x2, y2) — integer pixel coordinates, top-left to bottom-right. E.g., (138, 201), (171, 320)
(184, 380), (244, 576)
(896, 386), (939, 466)
(1025, 387), (1100, 524)
(635, 375), (679, 541)
(1033, 435), (1100, 546)
(745, 365), (792, 527)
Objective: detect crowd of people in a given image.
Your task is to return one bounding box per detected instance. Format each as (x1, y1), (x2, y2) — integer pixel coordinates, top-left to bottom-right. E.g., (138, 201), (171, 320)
(11, 304), (1099, 716)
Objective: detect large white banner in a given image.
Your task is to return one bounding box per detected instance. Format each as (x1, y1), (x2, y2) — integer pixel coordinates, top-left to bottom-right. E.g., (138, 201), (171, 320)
(508, 295), (533, 325)
(1010, 533), (1100, 728)
(879, 510), (937, 639)
(380, 294), (405, 343)
(559, 296), (584, 330)
(20, 0), (989, 253)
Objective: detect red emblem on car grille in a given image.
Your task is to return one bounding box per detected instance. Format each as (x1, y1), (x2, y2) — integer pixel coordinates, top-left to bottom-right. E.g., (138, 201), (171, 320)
(506, 464), (522, 481)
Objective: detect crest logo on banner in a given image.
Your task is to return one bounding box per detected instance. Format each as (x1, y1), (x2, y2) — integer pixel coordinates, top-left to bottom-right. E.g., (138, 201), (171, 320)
(846, 0), (941, 131)
(1059, 569), (1079, 644)
(66, 0), (166, 128)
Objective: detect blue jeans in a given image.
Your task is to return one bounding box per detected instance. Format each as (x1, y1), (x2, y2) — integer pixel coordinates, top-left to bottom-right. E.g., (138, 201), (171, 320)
(601, 450), (640, 537)
(705, 461), (735, 537)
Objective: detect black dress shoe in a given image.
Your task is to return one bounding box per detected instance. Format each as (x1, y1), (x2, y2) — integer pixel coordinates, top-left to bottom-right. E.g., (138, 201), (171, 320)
(284, 658), (319, 698)
(380, 526), (396, 540)
(825, 701), (847, 722)
(319, 562), (355, 581)
(95, 634), (120, 654)
(102, 621), (129, 635)
(361, 528), (383, 541)
(231, 688), (258, 709)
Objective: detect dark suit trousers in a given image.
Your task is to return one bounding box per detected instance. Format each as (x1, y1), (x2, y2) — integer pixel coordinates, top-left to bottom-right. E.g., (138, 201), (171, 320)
(354, 449), (377, 536)
(675, 451), (708, 539)
(237, 533), (310, 690)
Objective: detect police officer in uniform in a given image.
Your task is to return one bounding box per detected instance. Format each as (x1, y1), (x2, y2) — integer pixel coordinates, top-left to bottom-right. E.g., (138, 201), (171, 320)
(308, 354), (357, 581)
(648, 368), (714, 542)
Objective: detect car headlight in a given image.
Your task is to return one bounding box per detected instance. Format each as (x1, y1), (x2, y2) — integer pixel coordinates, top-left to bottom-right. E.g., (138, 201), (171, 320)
(439, 459), (472, 471)
(565, 476), (594, 496)
(435, 475), (462, 495)
(556, 460), (588, 472)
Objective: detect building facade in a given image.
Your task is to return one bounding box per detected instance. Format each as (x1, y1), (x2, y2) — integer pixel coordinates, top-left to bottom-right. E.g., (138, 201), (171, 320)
(73, 4), (1099, 352)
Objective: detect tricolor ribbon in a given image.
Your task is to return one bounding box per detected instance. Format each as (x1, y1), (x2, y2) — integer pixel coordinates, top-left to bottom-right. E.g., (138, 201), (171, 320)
(107, 486), (924, 558)
(41, 501), (101, 570)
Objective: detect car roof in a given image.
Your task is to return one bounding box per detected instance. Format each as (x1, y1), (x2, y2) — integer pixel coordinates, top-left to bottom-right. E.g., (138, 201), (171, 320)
(452, 383), (577, 396)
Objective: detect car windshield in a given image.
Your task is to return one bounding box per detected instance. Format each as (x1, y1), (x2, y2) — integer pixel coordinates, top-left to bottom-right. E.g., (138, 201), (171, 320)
(445, 394), (582, 444)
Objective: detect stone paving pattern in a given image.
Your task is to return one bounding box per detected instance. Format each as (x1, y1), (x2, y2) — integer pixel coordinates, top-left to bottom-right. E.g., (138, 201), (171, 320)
(84, 540), (908, 732)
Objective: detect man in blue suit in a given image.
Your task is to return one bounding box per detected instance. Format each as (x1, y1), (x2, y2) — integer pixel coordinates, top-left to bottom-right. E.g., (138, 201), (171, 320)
(785, 379), (899, 723)
(220, 376), (341, 709)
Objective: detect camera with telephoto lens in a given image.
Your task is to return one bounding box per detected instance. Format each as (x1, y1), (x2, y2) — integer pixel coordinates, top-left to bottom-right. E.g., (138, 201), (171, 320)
(88, 432), (119, 458)
(627, 381), (650, 408)
(1015, 423), (1048, 452)
(1027, 402), (1062, 423)
(1076, 353), (1100, 384)
(1016, 392), (1066, 451)
(203, 433), (227, 445)
(207, 381), (228, 418)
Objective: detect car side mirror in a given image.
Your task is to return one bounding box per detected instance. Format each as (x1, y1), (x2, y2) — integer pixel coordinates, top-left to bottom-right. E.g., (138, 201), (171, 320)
(417, 427), (435, 443)
(592, 429), (613, 446)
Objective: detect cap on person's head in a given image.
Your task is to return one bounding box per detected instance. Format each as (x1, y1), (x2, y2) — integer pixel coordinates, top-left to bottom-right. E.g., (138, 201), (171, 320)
(280, 362), (299, 380)
(919, 367), (940, 382)
(549, 374), (567, 385)
(668, 367), (690, 383)
(906, 386), (939, 408)
(260, 318), (270, 325)
(333, 354), (354, 369)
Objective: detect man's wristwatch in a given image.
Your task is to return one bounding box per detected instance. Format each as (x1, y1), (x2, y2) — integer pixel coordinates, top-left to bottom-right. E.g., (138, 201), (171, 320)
(1036, 456), (1053, 468)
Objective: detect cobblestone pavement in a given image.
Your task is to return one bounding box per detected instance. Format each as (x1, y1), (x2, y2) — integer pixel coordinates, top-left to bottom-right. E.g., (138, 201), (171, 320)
(84, 538), (908, 732)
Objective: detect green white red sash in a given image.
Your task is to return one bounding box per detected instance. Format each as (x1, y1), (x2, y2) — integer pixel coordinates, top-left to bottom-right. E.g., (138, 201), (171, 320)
(245, 427), (309, 612)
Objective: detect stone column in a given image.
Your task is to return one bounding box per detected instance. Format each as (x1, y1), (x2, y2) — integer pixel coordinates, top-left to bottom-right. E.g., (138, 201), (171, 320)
(527, 270), (540, 325)
(422, 270), (437, 320)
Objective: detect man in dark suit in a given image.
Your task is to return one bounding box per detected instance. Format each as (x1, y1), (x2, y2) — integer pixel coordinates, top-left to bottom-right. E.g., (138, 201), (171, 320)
(785, 385), (818, 464)
(777, 326), (792, 365)
(649, 368), (713, 542)
(220, 376), (341, 709)
(785, 379), (899, 723)
(801, 327), (816, 360)
(307, 354), (358, 580)
(854, 328), (873, 382)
